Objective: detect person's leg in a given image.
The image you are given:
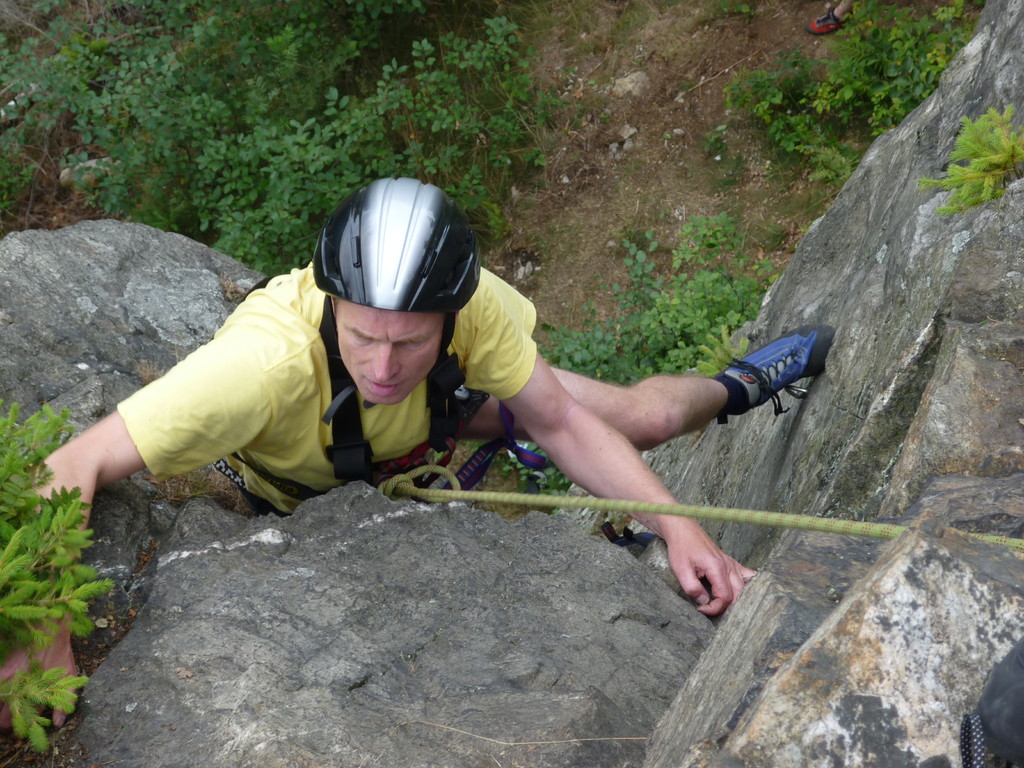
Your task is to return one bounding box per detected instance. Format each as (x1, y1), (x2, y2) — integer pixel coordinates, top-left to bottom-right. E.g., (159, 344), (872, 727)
(833, 0), (854, 19)
(462, 325), (835, 450)
(459, 372), (724, 449)
(807, 0), (854, 34)
(554, 370), (727, 449)
(560, 323), (835, 442)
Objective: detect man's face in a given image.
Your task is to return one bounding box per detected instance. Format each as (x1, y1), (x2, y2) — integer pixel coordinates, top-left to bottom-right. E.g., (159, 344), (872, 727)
(333, 299), (445, 406)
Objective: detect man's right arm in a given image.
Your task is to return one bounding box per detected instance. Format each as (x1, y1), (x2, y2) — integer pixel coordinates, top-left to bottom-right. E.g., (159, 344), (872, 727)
(0, 411), (145, 732)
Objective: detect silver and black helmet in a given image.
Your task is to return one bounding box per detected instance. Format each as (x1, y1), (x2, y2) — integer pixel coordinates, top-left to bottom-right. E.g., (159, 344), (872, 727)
(314, 178), (480, 312)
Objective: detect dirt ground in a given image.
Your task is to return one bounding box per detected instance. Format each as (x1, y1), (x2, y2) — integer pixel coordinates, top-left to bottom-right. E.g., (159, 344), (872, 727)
(483, 0), (951, 339)
(0, 0), (944, 763)
(486, 0), (845, 335)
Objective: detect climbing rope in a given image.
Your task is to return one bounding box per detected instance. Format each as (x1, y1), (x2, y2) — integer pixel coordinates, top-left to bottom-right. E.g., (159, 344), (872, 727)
(378, 466), (1024, 554)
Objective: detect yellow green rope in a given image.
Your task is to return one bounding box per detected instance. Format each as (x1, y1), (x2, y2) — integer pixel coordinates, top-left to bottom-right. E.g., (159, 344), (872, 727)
(378, 466), (1024, 554)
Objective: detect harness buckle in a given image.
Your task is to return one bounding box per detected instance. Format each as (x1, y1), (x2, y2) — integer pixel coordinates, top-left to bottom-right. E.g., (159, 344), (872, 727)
(326, 440), (374, 483)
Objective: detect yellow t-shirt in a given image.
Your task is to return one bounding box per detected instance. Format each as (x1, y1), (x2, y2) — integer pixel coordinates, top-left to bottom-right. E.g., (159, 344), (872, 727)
(118, 266), (537, 511)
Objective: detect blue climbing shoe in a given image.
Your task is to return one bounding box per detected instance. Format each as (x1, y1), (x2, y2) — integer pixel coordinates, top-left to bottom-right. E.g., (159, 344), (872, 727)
(715, 324), (835, 420)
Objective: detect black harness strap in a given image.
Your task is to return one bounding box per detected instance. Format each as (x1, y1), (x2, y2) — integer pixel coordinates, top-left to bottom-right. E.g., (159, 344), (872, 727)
(319, 296), (374, 483)
(426, 313), (465, 451)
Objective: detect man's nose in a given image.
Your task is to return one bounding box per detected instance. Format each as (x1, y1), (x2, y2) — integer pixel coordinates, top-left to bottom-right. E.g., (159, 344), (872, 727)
(371, 344), (398, 379)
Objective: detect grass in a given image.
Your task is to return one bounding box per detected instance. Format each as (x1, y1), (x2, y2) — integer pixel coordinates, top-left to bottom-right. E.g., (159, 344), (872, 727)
(145, 467), (251, 516)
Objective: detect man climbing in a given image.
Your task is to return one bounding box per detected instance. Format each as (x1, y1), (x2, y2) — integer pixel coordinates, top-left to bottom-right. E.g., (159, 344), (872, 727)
(1, 177), (834, 732)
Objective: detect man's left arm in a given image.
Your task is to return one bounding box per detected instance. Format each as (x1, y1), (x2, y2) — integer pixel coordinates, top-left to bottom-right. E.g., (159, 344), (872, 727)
(503, 353), (755, 616)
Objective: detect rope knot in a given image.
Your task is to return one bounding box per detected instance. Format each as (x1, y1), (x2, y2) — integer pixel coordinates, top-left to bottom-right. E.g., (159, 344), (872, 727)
(378, 464), (461, 499)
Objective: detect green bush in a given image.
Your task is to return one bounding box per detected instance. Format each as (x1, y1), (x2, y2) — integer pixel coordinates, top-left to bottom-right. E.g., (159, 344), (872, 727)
(189, 15), (555, 271)
(725, 48), (825, 154)
(811, 0), (974, 135)
(724, 47), (857, 186)
(491, 442), (574, 496)
(0, 402), (112, 752)
(725, 0), (975, 187)
(919, 105), (1024, 215)
(0, 1), (560, 273)
(542, 214), (774, 384)
(0, 145), (32, 217)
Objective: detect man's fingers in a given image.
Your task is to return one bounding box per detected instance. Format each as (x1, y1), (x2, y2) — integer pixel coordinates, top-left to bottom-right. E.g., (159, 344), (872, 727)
(680, 562), (758, 617)
(678, 571), (715, 610)
(683, 567), (730, 616)
(697, 595), (729, 616)
(54, 652), (78, 728)
(1, 629), (80, 735)
(0, 703), (69, 732)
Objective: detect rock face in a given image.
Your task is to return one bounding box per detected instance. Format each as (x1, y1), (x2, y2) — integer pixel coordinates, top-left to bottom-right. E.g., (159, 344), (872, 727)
(640, 0), (1024, 563)
(0, 220), (263, 592)
(727, 524), (1024, 768)
(76, 489), (711, 767)
(0, 220), (260, 434)
(0, 0), (1022, 764)
(639, 0), (1024, 763)
(649, 521), (1024, 768)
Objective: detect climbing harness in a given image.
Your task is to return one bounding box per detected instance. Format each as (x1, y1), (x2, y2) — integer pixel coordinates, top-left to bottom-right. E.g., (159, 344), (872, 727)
(601, 522), (658, 549)
(221, 278), (545, 506)
(444, 403), (547, 490)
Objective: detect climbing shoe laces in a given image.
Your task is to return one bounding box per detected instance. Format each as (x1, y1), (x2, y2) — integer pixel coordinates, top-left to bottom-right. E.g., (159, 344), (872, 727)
(724, 359), (808, 417)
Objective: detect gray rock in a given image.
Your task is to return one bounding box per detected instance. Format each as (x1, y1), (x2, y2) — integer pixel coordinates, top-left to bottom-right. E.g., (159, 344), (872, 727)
(716, 524), (1024, 768)
(644, 0), (1024, 569)
(905, 474), (1024, 541)
(610, 71), (650, 98)
(640, 0), (1024, 763)
(76, 484), (712, 767)
(645, 528), (884, 766)
(0, 219), (260, 418)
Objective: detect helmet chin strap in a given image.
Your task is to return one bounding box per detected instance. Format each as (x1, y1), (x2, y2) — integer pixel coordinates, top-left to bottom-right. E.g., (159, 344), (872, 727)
(439, 312), (457, 360)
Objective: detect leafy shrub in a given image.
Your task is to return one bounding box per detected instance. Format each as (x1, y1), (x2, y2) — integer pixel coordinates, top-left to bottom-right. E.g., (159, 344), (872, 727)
(811, 0), (974, 135)
(0, 402), (112, 751)
(0, 144), (32, 217)
(715, 0), (756, 23)
(725, 48), (825, 155)
(0, 1), (559, 273)
(724, 48), (856, 186)
(919, 105), (1024, 215)
(725, 0), (975, 187)
(542, 215), (774, 384)
(492, 442), (574, 496)
(192, 16), (555, 271)
(694, 326), (750, 377)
